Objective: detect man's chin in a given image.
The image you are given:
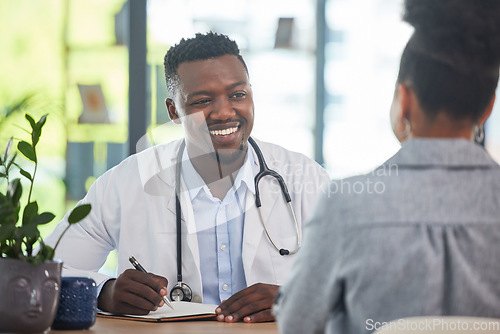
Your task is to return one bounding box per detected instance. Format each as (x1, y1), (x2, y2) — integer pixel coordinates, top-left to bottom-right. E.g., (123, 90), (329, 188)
(212, 148), (246, 165)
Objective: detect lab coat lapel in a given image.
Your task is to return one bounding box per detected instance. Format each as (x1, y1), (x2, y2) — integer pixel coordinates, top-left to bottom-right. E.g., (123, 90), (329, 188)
(162, 148), (203, 297)
(242, 175), (280, 281)
(178, 184), (203, 297)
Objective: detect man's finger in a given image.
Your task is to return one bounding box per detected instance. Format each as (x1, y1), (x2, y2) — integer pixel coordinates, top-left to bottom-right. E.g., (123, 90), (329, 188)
(243, 309), (274, 323)
(217, 283), (261, 314)
(218, 291), (260, 316)
(223, 298), (271, 322)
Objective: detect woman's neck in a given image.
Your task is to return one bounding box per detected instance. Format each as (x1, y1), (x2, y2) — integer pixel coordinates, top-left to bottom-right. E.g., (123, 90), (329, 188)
(410, 111), (475, 141)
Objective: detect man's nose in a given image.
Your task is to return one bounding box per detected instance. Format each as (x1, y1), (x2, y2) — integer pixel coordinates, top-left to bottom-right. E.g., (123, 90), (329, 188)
(211, 97), (235, 120)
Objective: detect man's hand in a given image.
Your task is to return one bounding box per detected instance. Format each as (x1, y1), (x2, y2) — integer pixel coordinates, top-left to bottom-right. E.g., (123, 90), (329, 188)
(215, 283), (279, 323)
(97, 269), (169, 315)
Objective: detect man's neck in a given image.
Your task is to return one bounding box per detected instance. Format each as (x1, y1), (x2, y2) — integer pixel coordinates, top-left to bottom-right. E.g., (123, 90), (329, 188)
(186, 147), (247, 200)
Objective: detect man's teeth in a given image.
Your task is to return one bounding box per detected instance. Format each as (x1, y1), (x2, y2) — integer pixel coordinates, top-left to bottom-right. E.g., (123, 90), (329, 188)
(210, 127), (238, 136)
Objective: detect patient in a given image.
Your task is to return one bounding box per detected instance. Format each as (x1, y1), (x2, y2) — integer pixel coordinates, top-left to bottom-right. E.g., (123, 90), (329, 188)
(275, 0), (500, 333)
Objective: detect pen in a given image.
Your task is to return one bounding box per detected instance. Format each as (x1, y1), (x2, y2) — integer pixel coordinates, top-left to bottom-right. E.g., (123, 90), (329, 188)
(129, 256), (174, 310)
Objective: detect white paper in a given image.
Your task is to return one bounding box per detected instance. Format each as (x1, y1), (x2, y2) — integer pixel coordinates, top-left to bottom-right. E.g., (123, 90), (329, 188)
(99, 301), (217, 320)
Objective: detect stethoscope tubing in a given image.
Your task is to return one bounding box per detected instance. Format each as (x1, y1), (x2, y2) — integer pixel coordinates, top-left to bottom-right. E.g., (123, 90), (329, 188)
(175, 140), (185, 285)
(174, 137), (301, 284)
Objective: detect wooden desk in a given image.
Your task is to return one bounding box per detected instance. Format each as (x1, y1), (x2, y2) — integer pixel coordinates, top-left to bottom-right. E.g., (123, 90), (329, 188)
(46, 317), (279, 334)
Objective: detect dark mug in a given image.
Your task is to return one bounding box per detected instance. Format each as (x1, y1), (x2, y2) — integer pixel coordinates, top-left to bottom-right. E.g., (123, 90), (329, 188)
(51, 277), (97, 330)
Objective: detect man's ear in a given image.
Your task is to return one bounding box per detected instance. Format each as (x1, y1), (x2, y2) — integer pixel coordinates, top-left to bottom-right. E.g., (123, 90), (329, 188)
(166, 98), (181, 124)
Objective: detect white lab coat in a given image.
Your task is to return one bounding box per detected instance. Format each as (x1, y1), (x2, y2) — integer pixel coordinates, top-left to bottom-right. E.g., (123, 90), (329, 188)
(44, 138), (329, 303)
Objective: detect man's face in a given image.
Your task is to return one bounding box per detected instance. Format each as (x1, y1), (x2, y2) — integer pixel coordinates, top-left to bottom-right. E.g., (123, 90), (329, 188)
(167, 54), (254, 165)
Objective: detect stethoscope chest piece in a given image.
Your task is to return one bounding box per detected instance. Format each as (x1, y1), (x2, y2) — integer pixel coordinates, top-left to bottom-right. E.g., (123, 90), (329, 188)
(170, 282), (192, 302)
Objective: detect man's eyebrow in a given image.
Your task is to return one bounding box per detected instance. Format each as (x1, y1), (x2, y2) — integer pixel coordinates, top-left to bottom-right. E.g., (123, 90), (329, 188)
(186, 90), (212, 100)
(227, 81), (248, 90)
(186, 81), (249, 100)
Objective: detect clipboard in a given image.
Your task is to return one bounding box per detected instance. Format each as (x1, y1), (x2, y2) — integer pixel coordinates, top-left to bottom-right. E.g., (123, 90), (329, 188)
(97, 301), (217, 323)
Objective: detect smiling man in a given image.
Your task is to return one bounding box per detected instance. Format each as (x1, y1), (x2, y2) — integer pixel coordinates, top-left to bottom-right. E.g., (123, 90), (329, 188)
(43, 32), (329, 323)
(165, 50), (255, 200)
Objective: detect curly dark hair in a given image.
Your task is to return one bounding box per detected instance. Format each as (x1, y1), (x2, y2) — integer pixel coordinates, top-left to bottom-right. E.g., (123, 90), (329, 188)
(397, 0), (500, 122)
(163, 32), (248, 98)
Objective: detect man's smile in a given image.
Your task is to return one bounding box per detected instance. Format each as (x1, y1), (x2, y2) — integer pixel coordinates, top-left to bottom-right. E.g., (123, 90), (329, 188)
(207, 122), (243, 146)
(209, 126), (239, 136)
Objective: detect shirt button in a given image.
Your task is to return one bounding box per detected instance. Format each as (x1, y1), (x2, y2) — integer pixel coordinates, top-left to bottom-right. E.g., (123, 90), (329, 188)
(222, 284), (229, 291)
(220, 244), (227, 251)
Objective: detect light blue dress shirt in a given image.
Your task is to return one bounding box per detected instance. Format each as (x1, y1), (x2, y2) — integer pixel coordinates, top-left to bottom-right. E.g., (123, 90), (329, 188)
(181, 146), (257, 304)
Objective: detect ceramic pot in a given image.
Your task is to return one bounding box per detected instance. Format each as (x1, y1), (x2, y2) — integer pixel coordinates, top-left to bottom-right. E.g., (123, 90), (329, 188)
(0, 258), (62, 333)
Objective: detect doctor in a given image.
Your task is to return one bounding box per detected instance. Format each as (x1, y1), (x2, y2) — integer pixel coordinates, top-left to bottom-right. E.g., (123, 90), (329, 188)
(44, 32), (329, 323)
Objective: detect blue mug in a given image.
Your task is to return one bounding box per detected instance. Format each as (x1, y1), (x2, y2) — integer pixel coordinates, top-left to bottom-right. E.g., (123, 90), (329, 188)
(51, 277), (97, 330)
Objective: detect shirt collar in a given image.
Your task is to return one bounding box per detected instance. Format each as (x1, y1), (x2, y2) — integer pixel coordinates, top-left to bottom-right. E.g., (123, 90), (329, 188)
(181, 143), (258, 201)
(236, 143), (257, 195)
(382, 138), (498, 169)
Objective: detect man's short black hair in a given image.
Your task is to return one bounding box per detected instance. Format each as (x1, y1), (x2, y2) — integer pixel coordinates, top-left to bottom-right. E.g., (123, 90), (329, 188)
(163, 32), (248, 98)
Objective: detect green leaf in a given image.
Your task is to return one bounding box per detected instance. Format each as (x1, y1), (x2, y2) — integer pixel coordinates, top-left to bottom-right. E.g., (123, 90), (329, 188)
(19, 168), (32, 181)
(20, 223), (39, 240)
(0, 200), (19, 225)
(68, 204), (91, 224)
(0, 223), (16, 243)
(37, 114), (48, 129)
(3, 137), (13, 163)
(2, 245), (16, 258)
(25, 114), (36, 131)
(7, 178), (22, 205)
(0, 192), (7, 203)
(32, 128), (41, 147)
(22, 201), (39, 226)
(31, 115), (48, 147)
(36, 244), (55, 262)
(35, 212), (55, 225)
(17, 141), (36, 162)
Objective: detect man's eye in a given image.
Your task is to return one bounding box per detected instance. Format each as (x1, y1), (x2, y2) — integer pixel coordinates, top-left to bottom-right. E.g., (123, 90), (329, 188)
(231, 92), (246, 99)
(192, 99), (211, 105)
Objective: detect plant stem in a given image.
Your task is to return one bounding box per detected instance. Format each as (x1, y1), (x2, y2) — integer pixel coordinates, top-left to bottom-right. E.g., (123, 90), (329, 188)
(53, 224), (71, 252)
(25, 147), (37, 258)
(27, 156), (37, 204)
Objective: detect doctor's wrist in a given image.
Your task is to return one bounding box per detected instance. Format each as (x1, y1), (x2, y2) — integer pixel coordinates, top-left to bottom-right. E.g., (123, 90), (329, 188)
(97, 278), (117, 312)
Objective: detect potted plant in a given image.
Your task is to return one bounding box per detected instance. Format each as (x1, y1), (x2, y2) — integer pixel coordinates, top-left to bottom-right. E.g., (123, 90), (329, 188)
(0, 114), (91, 333)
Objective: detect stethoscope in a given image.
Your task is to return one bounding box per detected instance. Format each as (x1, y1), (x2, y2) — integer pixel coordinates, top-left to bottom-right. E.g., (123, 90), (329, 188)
(169, 137), (301, 302)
